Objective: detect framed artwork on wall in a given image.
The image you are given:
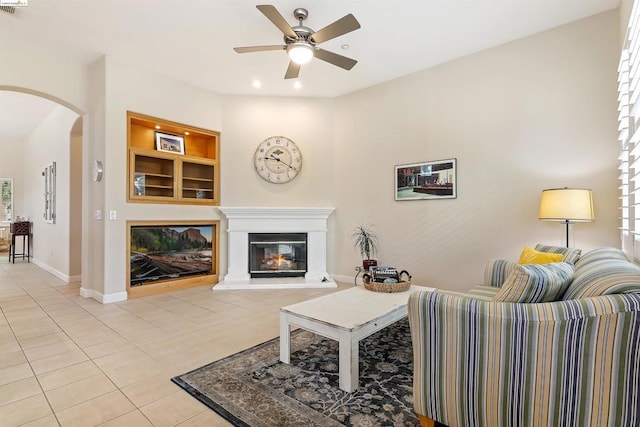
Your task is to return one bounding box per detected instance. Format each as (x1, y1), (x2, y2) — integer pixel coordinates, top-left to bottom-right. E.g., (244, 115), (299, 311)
(395, 158), (457, 201)
(155, 131), (185, 155)
(43, 162), (56, 222)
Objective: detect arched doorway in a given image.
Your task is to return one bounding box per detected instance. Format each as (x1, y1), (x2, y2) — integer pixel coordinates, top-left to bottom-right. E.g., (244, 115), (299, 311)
(0, 87), (84, 284)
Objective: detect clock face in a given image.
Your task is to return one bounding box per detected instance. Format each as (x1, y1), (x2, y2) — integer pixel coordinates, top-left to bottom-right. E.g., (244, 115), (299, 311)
(254, 136), (302, 184)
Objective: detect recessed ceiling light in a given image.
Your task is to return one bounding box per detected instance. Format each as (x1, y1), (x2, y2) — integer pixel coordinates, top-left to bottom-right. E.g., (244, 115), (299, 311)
(294, 81), (302, 90)
(184, 132), (190, 135)
(341, 44), (349, 50)
(252, 80), (262, 88)
(155, 125), (161, 129)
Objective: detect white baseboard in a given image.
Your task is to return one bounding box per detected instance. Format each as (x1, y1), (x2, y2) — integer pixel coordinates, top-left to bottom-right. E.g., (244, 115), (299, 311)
(31, 258), (80, 283)
(214, 277), (337, 290)
(95, 291), (129, 304)
(331, 273), (361, 286)
(66, 274), (82, 284)
(78, 287), (127, 304)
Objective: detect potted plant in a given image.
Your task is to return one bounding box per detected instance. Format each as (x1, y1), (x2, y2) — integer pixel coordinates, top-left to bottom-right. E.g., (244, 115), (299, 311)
(352, 224), (379, 271)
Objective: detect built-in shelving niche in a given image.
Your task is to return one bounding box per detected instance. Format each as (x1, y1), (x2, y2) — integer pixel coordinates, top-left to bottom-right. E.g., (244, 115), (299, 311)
(127, 111), (220, 205)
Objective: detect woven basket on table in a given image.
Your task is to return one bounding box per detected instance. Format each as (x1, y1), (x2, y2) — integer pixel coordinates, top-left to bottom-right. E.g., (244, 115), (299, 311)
(364, 279), (411, 293)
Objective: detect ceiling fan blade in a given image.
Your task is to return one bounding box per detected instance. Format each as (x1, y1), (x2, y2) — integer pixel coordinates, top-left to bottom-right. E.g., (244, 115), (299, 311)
(256, 5), (297, 39)
(234, 45), (286, 53)
(284, 61), (301, 79)
(314, 49), (358, 70)
(311, 14), (361, 44)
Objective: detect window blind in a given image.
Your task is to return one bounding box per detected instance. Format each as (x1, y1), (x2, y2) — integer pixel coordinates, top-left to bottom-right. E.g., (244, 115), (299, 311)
(620, 1), (640, 255)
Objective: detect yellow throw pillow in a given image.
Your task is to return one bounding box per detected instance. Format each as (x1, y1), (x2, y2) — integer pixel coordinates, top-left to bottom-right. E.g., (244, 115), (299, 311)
(518, 246), (564, 264)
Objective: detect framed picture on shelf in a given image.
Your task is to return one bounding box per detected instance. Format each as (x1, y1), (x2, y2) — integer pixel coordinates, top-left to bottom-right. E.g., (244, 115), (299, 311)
(155, 131), (185, 155)
(395, 158), (457, 201)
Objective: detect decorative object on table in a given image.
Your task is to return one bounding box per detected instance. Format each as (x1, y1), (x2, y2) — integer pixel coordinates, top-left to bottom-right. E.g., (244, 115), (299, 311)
(254, 136), (302, 183)
(538, 187), (594, 248)
(395, 158), (457, 201)
(363, 268), (412, 293)
(172, 318), (427, 427)
(133, 173), (145, 196)
(155, 131), (185, 155)
(233, 5), (361, 80)
(352, 223), (379, 271)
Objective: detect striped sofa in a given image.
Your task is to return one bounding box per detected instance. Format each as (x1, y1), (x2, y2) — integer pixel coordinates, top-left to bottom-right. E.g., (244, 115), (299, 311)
(408, 247), (640, 427)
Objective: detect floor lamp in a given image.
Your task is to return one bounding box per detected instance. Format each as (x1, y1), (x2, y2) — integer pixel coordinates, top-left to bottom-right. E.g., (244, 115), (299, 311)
(538, 188), (595, 248)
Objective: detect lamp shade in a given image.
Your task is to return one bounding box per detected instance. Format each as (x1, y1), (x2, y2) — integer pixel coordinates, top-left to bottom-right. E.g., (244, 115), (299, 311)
(539, 188), (594, 222)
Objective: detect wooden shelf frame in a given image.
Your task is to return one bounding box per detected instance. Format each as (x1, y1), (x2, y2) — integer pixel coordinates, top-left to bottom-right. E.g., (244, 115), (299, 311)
(127, 111), (220, 205)
(126, 220), (220, 298)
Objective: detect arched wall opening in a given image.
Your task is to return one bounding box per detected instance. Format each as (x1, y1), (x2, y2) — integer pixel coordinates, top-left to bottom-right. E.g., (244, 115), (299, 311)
(0, 86), (85, 285)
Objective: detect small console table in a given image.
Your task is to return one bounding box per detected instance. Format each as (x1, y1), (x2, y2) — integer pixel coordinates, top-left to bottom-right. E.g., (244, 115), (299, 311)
(9, 221), (31, 263)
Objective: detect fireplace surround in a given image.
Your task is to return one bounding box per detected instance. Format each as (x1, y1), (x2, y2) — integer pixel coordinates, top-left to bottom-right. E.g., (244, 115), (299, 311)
(215, 207), (336, 290)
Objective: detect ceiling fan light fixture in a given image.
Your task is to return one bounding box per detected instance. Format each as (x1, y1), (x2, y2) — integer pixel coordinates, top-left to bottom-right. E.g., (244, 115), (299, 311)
(287, 42), (314, 64)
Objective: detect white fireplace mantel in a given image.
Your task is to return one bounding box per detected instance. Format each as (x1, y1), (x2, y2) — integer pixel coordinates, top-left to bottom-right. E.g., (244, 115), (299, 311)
(215, 207), (336, 290)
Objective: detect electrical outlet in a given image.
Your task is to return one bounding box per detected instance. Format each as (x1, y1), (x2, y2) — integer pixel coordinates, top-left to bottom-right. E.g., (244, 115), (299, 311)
(109, 210), (117, 220)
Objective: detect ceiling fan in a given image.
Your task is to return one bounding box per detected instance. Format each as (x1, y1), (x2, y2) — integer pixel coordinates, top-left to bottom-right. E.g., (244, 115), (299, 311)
(233, 5), (361, 79)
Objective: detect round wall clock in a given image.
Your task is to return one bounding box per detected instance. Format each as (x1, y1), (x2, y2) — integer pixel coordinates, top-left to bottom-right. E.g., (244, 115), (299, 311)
(254, 136), (302, 183)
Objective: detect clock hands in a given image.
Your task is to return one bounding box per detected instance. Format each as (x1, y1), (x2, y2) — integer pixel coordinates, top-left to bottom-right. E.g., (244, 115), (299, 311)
(265, 154), (298, 171)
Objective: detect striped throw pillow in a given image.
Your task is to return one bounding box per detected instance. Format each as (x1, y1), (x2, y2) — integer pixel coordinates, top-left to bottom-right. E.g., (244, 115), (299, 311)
(574, 247), (629, 270)
(484, 259), (519, 287)
(534, 244), (582, 264)
(492, 262), (574, 303)
(562, 258), (640, 300)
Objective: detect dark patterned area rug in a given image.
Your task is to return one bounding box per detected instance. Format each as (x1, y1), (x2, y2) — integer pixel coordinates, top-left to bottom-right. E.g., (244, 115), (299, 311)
(172, 318), (430, 427)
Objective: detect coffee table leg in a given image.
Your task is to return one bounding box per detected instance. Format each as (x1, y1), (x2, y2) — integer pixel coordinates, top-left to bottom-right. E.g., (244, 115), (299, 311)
(280, 311), (291, 364)
(338, 333), (358, 392)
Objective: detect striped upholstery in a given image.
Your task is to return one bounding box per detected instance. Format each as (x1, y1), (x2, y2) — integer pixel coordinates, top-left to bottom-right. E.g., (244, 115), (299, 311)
(574, 247), (629, 269)
(408, 290), (640, 427)
(484, 260), (519, 287)
(492, 262), (574, 303)
(562, 258), (640, 300)
(534, 243), (581, 264)
(466, 285), (501, 301)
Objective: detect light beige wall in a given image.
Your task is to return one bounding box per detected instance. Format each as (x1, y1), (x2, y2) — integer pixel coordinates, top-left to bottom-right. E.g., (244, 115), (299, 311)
(82, 58), (106, 299)
(23, 105), (80, 280)
(621, 0), (633, 42)
(220, 95), (335, 205)
(333, 11), (619, 292)
(0, 9), (622, 299)
(100, 57), (224, 299)
(69, 122), (82, 277)
(0, 38), (87, 113)
(95, 72), (336, 298)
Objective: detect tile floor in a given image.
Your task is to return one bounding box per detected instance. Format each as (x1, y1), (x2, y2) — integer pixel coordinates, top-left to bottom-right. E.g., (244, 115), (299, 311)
(0, 258), (350, 426)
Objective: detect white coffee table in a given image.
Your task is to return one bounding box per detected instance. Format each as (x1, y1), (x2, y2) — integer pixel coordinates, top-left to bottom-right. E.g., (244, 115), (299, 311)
(279, 284), (433, 392)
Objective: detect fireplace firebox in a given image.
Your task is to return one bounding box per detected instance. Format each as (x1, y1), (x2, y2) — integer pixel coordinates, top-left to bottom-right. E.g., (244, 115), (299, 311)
(249, 233), (307, 278)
